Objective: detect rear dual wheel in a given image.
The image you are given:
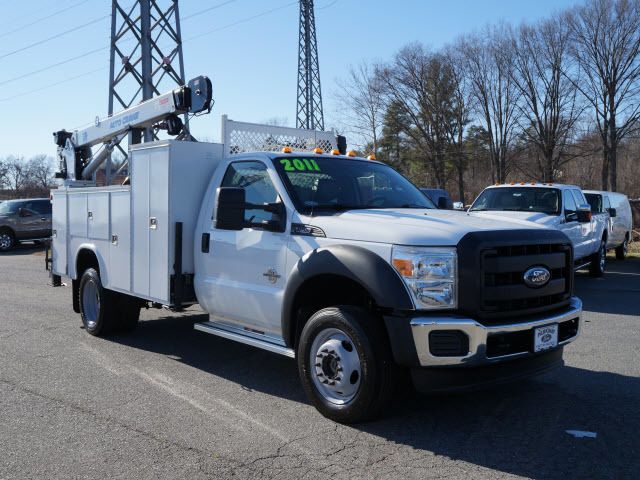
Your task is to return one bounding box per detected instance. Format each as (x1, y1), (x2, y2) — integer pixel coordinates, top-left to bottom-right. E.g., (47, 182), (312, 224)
(79, 268), (141, 336)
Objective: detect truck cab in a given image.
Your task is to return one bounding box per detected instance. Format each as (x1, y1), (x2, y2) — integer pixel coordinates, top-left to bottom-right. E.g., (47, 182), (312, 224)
(469, 183), (609, 277)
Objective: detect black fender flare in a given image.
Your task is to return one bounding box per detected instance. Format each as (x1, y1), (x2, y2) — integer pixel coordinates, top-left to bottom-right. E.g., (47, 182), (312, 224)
(281, 244), (413, 347)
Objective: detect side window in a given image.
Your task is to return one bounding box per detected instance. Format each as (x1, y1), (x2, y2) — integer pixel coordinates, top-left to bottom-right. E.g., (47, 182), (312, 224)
(221, 161), (279, 224)
(571, 189), (586, 207)
(563, 190), (577, 218)
(603, 195), (611, 210)
(32, 200), (52, 215)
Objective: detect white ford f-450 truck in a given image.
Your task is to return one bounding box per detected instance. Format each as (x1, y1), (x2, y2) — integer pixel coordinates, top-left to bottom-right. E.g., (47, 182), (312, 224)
(469, 183), (609, 277)
(49, 78), (582, 423)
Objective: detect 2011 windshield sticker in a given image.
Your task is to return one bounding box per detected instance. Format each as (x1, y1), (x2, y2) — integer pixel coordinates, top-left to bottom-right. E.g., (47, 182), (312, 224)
(280, 158), (321, 172)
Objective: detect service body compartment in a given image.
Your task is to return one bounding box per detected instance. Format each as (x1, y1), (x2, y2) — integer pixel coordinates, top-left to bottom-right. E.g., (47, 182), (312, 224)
(51, 140), (223, 305)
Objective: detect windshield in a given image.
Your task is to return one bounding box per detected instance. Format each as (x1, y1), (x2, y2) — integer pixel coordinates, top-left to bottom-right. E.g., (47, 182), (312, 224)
(273, 156), (435, 214)
(470, 187), (561, 215)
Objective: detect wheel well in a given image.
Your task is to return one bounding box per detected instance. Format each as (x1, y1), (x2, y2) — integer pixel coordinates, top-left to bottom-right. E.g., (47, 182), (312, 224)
(0, 226), (15, 235)
(288, 274), (377, 349)
(76, 249), (99, 276)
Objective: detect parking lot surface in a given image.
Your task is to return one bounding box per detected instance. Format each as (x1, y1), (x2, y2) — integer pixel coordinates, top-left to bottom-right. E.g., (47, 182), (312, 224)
(1, 246), (638, 479)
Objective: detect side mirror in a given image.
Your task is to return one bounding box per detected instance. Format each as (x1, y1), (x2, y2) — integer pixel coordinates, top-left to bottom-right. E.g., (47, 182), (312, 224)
(437, 197), (450, 209)
(608, 207), (617, 218)
(576, 204), (592, 223)
(18, 207), (31, 217)
(216, 187), (246, 231)
(453, 202), (464, 210)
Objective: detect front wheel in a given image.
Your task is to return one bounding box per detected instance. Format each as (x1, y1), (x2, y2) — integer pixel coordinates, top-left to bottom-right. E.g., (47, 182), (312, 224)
(589, 240), (606, 277)
(615, 237), (629, 260)
(297, 306), (396, 423)
(0, 229), (15, 252)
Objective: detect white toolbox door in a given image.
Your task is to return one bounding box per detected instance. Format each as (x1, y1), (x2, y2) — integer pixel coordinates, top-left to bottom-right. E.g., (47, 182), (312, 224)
(52, 194), (67, 276)
(109, 191), (131, 291)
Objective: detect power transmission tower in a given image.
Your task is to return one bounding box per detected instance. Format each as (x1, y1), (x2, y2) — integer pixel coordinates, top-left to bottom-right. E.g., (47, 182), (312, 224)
(296, 0), (324, 131)
(108, 0), (187, 146)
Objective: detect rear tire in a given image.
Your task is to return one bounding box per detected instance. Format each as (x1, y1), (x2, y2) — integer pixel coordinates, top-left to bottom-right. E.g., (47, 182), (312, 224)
(589, 240), (606, 277)
(297, 306), (396, 424)
(78, 268), (141, 336)
(0, 229), (15, 252)
(615, 237), (629, 260)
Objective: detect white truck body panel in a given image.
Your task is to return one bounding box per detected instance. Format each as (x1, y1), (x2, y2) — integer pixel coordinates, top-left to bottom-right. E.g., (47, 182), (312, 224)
(52, 140), (224, 304)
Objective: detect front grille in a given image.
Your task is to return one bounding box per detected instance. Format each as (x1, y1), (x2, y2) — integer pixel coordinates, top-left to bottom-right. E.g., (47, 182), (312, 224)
(479, 243), (572, 319)
(457, 230), (575, 323)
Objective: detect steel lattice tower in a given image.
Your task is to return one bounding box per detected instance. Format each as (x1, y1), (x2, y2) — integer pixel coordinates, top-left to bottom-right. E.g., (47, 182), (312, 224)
(108, 0), (187, 144)
(296, 0), (324, 131)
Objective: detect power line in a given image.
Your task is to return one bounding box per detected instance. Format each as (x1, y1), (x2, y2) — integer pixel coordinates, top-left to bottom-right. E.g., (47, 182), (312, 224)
(182, 0), (239, 21)
(0, 0), (91, 40)
(0, 46), (107, 87)
(0, 67), (106, 102)
(0, 15), (109, 61)
(0, 1), (304, 104)
(185, 1), (299, 43)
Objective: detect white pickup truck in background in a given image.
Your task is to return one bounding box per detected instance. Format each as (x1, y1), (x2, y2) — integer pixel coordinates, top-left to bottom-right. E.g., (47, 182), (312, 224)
(469, 184), (609, 277)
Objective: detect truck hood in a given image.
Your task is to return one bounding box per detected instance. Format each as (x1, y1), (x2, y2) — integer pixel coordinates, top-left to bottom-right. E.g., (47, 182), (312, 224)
(469, 210), (559, 226)
(304, 209), (548, 246)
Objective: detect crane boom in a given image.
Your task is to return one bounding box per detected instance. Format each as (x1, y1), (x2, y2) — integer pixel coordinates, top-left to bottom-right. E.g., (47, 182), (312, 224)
(54, 76), (212, 185)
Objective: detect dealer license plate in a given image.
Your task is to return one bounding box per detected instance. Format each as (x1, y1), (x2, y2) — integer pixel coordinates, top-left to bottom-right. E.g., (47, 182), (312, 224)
(534, 324), (558, 352)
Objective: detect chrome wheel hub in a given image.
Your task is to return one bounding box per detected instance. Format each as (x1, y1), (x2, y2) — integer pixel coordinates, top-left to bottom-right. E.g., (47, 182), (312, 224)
(310, 328), (361, 405)
(82, 280), (100, 328)
(0, 233), (12, 250)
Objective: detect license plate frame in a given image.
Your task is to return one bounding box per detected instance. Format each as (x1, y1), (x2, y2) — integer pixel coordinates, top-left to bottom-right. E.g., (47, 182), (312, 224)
(533, 324), (559, 353)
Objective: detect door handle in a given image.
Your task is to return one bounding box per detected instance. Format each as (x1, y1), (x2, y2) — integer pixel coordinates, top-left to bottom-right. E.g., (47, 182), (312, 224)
(201, 232), (210, 253)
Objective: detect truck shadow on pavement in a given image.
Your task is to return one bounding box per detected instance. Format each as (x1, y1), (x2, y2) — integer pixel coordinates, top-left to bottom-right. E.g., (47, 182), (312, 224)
(575, 256), (640, 316)
(111, 312), (639, 480)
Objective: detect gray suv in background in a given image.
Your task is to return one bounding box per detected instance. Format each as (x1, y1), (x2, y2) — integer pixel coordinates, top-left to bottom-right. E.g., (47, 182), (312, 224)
(0, 198), (52, 252)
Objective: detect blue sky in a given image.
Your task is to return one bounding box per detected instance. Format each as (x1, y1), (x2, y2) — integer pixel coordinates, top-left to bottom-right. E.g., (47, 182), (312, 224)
(0, 0), (581, 157)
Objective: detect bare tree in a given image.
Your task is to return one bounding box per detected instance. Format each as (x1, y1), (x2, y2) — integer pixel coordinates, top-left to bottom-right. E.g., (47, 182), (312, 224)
(459, 25), (521, 183)
(377, 44), (456, 188)
(335, 62), (385, 155)
(509, 18), (585, 182)
(443, 46), (472, 202)
(567, 0), (640, 190)
(0, 157), (9, 192)
(5, 156), (28, 197)
(26, 155), (54, 190)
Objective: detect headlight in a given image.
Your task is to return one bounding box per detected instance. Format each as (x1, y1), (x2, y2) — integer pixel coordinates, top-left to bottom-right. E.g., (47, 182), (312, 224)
(391, 246), (457, 310)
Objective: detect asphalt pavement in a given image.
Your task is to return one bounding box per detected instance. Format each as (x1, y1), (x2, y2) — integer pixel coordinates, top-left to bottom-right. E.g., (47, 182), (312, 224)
(0, 244), (638, 479)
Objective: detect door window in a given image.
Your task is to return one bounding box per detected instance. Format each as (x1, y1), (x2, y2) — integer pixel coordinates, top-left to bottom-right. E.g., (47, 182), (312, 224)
(571, 189), (586, 207)
(563, 190), (577, 220)
(603, 195), (611, 210)
(221, 161), (279, 224)
(31, 200), (52, 215)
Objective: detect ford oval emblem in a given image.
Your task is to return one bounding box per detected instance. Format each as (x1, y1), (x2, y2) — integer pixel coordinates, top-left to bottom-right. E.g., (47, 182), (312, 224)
(523, 266), (551, 288)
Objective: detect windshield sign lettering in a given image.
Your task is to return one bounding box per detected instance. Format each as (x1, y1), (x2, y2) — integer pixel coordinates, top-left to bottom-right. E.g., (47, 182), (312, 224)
(280, 158), (321, 172)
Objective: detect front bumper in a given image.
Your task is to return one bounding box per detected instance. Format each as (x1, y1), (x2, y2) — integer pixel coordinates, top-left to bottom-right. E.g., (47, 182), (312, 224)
(384, 296), (582, 368)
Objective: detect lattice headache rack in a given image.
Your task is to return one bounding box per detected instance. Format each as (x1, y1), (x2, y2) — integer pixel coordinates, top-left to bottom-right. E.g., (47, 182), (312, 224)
(221, 115), (337, 157)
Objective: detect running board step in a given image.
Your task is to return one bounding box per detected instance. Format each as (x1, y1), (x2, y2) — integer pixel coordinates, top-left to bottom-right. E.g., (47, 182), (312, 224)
(194, 321), (295, 358)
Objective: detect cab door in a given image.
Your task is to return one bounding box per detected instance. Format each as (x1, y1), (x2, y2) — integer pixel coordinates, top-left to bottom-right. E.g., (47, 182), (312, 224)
(561, 190), (585, 260)
(16, 201), (45, 239)
(199, 160), (289, 336)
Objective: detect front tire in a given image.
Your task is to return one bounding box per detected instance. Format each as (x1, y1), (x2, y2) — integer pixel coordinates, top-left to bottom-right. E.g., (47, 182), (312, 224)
(589, 240), (606, 277)
(615, 237), (629, 260)
(0, 229), (15, 252)
(297, 306), (396, 423)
